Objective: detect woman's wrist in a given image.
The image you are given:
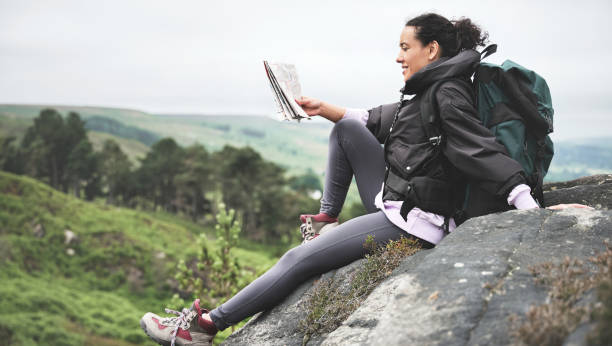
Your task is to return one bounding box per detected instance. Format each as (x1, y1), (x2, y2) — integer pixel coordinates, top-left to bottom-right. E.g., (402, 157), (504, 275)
(319, 102), (346, 123)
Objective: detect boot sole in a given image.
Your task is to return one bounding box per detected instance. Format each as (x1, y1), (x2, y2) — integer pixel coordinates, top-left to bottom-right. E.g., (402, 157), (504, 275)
(140, 318), (171, 346)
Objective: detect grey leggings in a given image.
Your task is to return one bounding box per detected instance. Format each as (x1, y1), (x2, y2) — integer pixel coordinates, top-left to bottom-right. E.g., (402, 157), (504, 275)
(209, 119), (428, 330)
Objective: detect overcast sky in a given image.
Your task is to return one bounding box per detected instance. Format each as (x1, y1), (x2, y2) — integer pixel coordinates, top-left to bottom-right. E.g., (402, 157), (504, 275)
(1, 0), (610, 140)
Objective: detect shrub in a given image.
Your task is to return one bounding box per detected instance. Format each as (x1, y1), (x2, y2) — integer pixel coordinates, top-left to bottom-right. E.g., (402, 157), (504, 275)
(510, 242), (611, 346)
(299, 236), (422, 342)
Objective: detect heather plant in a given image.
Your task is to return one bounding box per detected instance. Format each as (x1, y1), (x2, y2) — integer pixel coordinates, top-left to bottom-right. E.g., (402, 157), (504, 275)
(510, 242), (612, 346)
(299, 236), (423, 343)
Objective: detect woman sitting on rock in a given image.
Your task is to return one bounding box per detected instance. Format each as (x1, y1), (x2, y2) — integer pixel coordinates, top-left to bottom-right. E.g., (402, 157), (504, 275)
(140, 13), (562, 345)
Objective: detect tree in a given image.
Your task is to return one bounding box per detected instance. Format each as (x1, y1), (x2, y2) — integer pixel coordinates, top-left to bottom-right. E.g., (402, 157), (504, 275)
(138, 138), (185, 211)
(99, 139), (132, 205)
(289, 169), (322, 193)
(213, 146), (270, 239)
(63, 112), (89, 193)
(20, 109), (89, 193)
(21, 109), (66, 188)
(175, 144), (213, 221)
(0, 136), (24, 174)
(66, 139), (98, 198)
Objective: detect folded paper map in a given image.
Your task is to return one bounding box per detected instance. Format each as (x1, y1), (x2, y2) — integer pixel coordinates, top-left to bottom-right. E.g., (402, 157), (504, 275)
(263, 61), (310, 121)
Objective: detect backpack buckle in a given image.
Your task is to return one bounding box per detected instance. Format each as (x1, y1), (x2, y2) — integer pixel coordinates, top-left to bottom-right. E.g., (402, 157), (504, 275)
(429, 136), (442, 146)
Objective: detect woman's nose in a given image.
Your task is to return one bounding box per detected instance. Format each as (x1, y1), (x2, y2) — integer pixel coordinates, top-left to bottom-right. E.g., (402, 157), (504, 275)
(396, 54), (403, 63)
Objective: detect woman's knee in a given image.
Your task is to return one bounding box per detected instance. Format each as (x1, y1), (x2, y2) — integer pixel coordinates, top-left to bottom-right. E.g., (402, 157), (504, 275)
(278, 246), (305, 268)
(332, 118), (367, 140)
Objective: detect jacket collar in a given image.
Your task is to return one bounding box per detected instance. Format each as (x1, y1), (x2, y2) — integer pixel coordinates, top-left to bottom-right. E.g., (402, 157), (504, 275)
(401, 49), (480, 95)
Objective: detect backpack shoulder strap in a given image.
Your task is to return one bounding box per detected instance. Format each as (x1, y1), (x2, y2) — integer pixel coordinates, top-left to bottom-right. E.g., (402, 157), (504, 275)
(419, 80), (446, 147)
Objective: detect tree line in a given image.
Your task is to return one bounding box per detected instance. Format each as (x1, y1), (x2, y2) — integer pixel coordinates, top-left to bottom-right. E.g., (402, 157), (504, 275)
(0, 108), (321, 244)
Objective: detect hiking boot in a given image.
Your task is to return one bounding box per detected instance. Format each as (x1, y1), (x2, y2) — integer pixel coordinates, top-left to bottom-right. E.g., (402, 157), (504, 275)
(299, 213), (338, 243)
(140, 299), (217, 346)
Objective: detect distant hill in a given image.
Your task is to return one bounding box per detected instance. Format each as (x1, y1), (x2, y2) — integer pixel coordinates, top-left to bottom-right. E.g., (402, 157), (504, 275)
(84, 116), (161, 147)
(546, 138), (612, 182)
(87, 131), (150, 165)
(1, 104), (610, 184)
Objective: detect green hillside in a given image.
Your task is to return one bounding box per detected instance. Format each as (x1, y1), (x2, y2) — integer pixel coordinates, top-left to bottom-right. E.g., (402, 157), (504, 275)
(0, 171), (283, 345)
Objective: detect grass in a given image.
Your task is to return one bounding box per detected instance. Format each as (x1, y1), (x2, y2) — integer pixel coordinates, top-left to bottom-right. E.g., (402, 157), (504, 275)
(509, 242), (612, 346)
(0, 171), (284, 345)
(298, 236), (423, 343)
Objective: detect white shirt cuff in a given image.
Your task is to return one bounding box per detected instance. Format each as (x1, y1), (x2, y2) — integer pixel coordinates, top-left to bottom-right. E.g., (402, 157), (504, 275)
(507, 184), (539, 209)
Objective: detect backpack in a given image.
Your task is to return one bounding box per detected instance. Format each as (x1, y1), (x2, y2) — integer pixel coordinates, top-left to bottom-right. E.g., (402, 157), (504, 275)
(420, 44), (555, 223)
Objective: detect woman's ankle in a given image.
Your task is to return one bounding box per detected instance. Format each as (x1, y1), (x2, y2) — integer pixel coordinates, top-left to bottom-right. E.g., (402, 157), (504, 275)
(300, 212), (338, 223)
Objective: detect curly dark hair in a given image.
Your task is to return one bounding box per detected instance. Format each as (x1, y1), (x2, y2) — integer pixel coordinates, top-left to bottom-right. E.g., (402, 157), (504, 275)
(405, 13), (489, 57)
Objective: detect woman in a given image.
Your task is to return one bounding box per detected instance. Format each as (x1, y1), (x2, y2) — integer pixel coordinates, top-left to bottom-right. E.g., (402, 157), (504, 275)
(141, 13), (543, 346)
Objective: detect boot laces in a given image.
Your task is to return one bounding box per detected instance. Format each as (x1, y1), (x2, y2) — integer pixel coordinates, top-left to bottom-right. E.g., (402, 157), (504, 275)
(300, 223), (316, 242)
(162, 307), (197, 346)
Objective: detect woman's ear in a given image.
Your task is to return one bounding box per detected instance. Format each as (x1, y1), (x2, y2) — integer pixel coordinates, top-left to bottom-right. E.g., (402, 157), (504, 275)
(428, 41), (440, 60)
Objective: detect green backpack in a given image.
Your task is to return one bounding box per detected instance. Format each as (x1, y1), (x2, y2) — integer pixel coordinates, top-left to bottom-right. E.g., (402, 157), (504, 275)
(420, 45), (555, 222)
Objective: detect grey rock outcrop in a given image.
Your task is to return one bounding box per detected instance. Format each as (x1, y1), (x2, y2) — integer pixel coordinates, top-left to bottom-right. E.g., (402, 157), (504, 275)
(223, 177), (611, 346)
(543, 174), (612, 210)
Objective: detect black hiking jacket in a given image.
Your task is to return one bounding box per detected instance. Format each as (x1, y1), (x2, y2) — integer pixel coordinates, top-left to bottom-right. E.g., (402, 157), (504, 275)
(366, 49), (526, 204)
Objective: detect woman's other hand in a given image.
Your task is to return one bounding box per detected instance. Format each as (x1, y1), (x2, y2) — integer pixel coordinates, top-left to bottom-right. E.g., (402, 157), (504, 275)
(547, 203), (594, 210)
(295, 96), (346, 123)
(295, 96), (323, 116)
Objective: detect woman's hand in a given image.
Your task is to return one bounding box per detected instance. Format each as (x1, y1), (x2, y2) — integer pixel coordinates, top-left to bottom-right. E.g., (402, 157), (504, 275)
(295, 96), (323, 116)
(546, 203), (593, 210)
(295, 96), (346, 123)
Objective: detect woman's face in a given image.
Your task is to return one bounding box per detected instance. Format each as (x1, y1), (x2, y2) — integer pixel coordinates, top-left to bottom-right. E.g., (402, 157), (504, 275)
(396, 26), (440, 81)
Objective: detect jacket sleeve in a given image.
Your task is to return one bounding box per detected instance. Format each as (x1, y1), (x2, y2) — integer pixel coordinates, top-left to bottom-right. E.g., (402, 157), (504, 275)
(366, 102), (400, 144)
(436, 82), (526, 197)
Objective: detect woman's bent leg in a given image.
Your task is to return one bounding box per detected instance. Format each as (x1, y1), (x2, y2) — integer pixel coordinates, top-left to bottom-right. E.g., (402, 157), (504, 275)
(319, 119), (385, 217)
(209, 211), (404, 330)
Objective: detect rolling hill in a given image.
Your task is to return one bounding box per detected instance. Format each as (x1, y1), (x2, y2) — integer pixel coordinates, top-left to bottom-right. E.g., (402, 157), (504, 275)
(0, 171), (283, 345)
(1, 103), (610, 183)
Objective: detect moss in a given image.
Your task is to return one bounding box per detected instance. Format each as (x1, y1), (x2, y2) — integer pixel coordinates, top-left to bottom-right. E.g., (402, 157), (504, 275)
(298, 236), (422, 343)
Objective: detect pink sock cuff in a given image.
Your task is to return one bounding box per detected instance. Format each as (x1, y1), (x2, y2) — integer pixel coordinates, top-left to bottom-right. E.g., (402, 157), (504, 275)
(300, 213), (338, 223)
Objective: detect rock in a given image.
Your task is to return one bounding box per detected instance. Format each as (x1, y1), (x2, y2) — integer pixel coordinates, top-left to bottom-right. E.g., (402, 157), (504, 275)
(223, 178), (612, 346)
(224, 259), (364, 346)
(127, 267), (144, 291)
(544, 174), (612, 209)
(544, 174), (612, 191)
(32, 223), (45, 238)
(64, 229), (77, 245)
(155, 251), (166, 259)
